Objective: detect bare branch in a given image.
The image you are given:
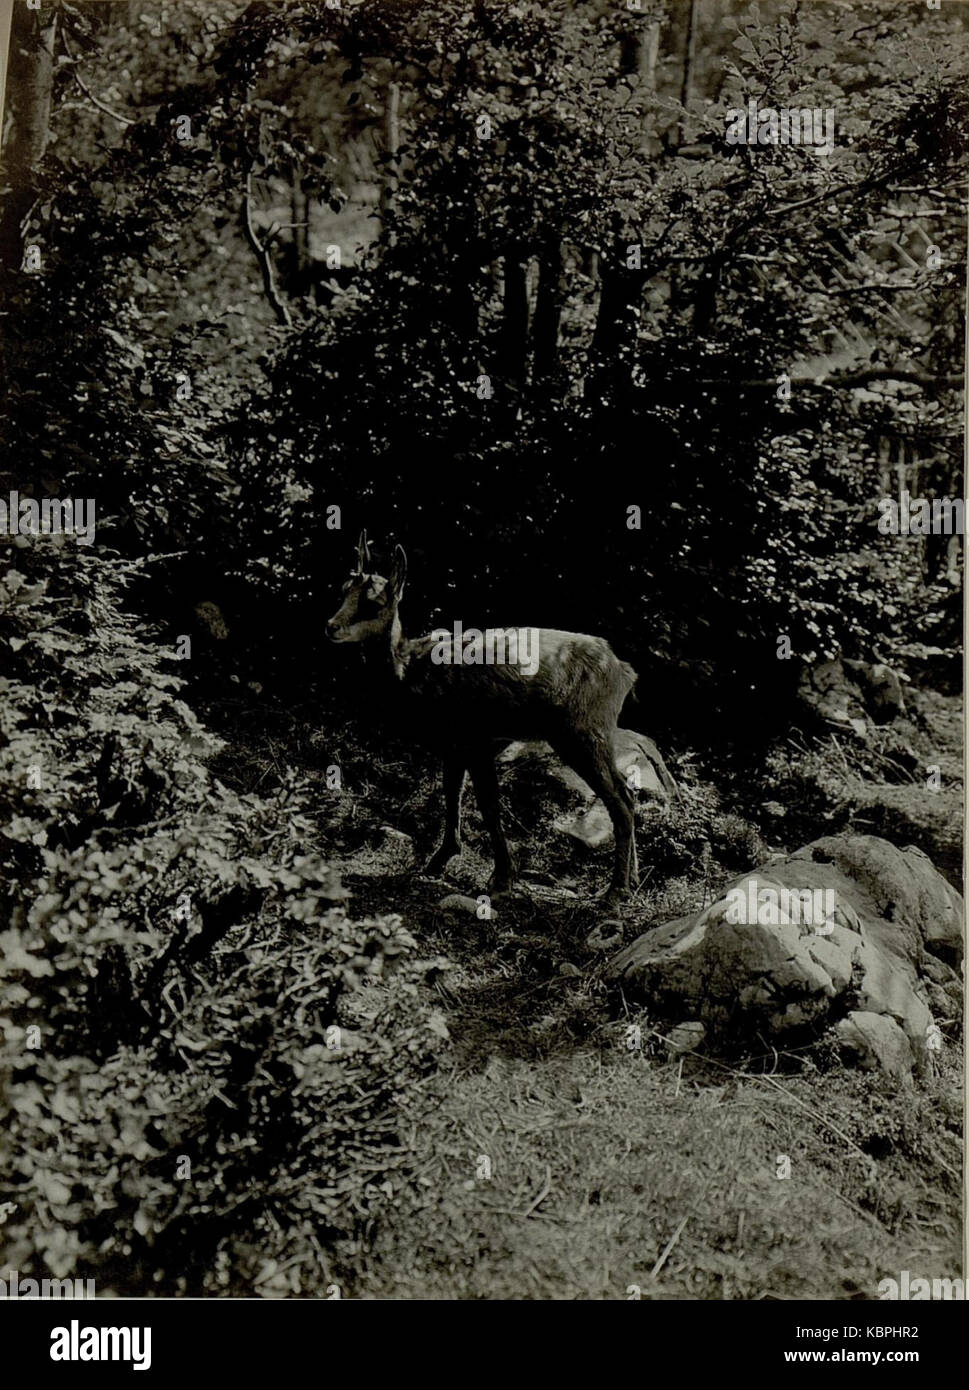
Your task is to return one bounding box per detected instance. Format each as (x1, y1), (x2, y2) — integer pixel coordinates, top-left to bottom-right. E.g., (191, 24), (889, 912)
(684, 368), (964, 391)
(61, 28), (135, 127)
(240, 169), (292, 329)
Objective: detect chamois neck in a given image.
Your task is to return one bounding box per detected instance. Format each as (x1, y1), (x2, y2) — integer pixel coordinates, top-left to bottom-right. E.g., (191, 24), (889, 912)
(388, 608), (408, 680)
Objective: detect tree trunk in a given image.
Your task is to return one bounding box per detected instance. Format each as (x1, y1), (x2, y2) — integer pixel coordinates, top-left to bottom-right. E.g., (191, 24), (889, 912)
(587, 243), (639, 408)
(583, 11), (662, 404)
(677, 0), (698, 145)
(0, 1), (58, 272)
(691, 249), (727, 336)
(619, 10), (661, 153)
(500, 244), (529, 406)
(379, 76), (400, 238)
(533, 235), (565, 390)
(285, 177), (308, 291)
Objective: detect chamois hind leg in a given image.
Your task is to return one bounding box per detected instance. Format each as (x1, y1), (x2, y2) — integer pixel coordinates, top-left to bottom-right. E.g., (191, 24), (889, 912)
(423, 750), (467, 876)
(467, 749), (516, 894)
(552, 730), (636, 907)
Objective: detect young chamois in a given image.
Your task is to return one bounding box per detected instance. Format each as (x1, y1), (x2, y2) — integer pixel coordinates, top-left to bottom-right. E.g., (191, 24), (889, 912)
(326, 532), (639, 907)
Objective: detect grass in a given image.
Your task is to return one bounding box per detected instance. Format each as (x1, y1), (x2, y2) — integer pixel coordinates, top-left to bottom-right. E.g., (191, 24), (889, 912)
(202, 684), (964, 1301)
(352, 1045), (962, 1300)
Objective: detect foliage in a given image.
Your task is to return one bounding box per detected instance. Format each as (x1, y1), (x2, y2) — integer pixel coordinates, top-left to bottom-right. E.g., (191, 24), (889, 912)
(0, 0), (964, 1301)
(214, 0), (967, 720)
(0, 536), (444, 1294)
(1, 1), (965, 725)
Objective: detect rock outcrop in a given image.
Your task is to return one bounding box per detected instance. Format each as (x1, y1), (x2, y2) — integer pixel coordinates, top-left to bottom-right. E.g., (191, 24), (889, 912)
(607, 834), (963, 1082)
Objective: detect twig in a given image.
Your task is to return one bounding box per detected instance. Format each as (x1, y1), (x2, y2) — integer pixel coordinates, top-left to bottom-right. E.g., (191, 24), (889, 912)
(766, 161), (901, 219)
(521, 1164), (552, 1218)
(829, 732), (853, 784)
(61, 28), (135, 127)
(650, 1215), (688, 1278)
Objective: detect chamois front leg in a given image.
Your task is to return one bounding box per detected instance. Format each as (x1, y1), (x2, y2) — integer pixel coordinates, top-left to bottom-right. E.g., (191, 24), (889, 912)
(423, 750), (466, 876)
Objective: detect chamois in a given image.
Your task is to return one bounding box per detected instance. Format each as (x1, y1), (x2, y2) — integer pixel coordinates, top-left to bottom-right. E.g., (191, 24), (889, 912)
(327, 532), (638, 906)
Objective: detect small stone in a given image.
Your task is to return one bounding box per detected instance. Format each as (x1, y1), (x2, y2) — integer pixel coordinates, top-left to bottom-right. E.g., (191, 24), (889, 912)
(667, 1021), (706, 1054)
(438, 893), (492, 918)
(586, 921), (624, 952)
(834, 1012), (914, 1083)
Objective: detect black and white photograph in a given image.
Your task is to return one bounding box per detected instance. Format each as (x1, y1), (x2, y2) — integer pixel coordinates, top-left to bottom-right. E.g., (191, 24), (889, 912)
(0, 0), (965, 1340)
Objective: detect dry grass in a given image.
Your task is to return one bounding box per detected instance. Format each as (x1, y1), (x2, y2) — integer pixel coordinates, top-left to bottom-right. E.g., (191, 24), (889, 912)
(351, 1041), (962, 1300)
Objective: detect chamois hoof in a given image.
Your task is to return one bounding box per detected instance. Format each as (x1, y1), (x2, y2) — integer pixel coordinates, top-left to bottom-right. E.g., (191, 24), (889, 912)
(485, 872), (516, 897)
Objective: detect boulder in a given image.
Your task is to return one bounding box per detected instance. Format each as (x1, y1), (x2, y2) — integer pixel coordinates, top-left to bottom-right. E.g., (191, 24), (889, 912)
(500, 728), (675, 850)
(500, 728), (674, 803)
(797, 655), (905, 734)
(606, 834), (963, 1078)
(842, 659), (905, 724)
(612, 729), (677, 802)
(800, 836), (962, 967)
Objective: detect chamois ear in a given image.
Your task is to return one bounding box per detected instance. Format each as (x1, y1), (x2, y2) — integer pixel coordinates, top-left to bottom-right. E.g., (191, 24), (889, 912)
(389, 544), (407, 597)
(355, 529), (371, 573)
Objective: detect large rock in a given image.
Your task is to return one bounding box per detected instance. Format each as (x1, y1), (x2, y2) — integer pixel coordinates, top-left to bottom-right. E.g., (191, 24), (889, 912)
(612, 729), (677, 802)
(606, 834), (963, 1078)
(500, 728), (676, 850)
(843, 659), (905, 724)
(798, 655), (904, 733)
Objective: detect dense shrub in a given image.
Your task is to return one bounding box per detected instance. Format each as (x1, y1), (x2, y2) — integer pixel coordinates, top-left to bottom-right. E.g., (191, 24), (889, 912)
(2, 0), (964, 733)
(0, 537), (445, 1295)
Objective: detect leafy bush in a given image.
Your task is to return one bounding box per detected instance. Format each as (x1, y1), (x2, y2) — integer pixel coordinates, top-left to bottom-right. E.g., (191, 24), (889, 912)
(633, 776), (767, 884)
(0, 537), (445, 1295)
(1, 0), (965, 730)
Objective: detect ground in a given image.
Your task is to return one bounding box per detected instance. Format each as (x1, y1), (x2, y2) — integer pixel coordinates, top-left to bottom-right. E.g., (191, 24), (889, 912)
(206, 684), (964, 1301)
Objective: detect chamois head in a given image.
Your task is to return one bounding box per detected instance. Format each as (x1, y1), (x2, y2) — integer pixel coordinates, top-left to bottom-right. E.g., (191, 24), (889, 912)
(326, 530), (407, 644)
